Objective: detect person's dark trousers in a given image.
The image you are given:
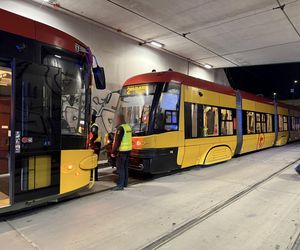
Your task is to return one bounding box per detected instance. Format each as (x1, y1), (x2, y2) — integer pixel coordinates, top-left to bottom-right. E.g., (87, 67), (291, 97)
(116, 151), (130, 188)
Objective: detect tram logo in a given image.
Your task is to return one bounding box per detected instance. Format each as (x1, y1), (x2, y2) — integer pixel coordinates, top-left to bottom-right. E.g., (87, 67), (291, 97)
(21, 137), (33, 144)
(257, 134), (265, 149)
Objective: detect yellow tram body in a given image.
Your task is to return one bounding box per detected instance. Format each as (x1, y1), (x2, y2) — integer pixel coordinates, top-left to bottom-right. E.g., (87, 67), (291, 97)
(180, 85), (237, 168)
(0, 9), (100, 214)
(60, 150), (98, 195)
(239, 92), (276, 154)
(115, 71), (300, 174)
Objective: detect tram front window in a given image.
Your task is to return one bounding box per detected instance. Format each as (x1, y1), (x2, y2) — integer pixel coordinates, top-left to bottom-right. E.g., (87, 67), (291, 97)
(43, 54), (88, 136)
(153, 82), (180, 132)
(118, 84), (156, 135)
(117, 82), (180, 135)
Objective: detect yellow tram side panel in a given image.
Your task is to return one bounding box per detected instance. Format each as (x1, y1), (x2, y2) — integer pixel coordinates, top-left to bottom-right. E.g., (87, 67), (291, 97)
(275, 106), (289, 146)
(181, 137), (236, 168)
(60, 150), (98, 195)
(240, 99), (275, 154)
(28, 156), (51, 190)
(132, 131), (182, 150)
(180, 85), (237, 168)
(289, 109), (300, 142)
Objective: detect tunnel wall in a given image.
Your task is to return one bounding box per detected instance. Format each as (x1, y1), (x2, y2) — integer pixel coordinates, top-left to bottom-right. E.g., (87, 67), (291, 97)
(0, 0), (230, 136)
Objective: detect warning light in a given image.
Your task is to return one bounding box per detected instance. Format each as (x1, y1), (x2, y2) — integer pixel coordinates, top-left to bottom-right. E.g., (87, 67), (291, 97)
(136, 140), (142, 146)
(75, 172), (80, 176)
(67, 165), (73, 170)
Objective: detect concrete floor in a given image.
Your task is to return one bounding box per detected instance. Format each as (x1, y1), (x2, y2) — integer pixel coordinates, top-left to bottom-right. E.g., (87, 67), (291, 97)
(1, 143), (300, 250)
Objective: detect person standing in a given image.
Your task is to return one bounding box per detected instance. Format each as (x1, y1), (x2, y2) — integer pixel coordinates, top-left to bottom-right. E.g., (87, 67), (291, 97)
(111, 113), (132, 191)
(89, 110), (102, 181)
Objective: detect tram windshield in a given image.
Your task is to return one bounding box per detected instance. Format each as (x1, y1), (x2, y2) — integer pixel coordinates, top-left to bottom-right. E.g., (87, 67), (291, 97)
(43, 53), (90, 136)
(117, 82), (180, 136)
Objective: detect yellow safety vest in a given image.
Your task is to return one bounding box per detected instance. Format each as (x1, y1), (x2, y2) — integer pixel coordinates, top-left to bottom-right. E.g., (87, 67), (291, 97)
(119, 124), (132, 151)
(90, 123), (102, 142)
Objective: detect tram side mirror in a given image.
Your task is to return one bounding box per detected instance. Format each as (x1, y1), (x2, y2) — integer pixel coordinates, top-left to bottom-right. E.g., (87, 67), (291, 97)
(93, 65), (106, 90)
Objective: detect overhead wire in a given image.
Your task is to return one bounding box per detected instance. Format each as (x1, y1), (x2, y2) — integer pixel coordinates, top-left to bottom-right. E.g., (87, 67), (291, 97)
(104, 0), (239, 66)
(36, 0), (300, 69)
(275, 0), (300, 38)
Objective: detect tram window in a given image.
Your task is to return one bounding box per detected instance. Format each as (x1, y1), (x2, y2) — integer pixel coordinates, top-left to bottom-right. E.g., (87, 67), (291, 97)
(43, 54), (88, 136)
(255, 113), (261, 133)
(191, 104), (199, 138)
(184, 103), (204, 138)
(119, 84), (156, 136)
(266, 114), (273, 132)
(246, 111), (255, 134)
(220, 109), (235, 136)
(184, 103), (192, 138)
(291, 117), (296, 131)
(296, 117), (300, 131)
(203, 106), (219, 137)
(154, 82), (180, 132)
(283, 116), (288, 131)
(261, 114), (267, 133)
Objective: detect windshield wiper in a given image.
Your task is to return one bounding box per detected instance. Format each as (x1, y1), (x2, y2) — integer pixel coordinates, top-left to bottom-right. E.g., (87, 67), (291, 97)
(139, 105), (146, 133)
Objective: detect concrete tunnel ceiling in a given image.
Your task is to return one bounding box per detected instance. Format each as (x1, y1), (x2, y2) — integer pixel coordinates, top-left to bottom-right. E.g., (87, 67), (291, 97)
(34, 0), (300, 68)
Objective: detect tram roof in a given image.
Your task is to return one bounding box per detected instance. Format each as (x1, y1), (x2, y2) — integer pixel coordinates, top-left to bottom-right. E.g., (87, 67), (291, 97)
(124, 71), (236, 96)
(239, 90), (275, 107)
(0, 9), (88, 55)
(125, 71), (300, 111)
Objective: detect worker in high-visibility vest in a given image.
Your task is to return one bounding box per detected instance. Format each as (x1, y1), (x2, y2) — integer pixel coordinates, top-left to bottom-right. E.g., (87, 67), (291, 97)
(111, 113), (132, 191)
(89, 110), (102, 181)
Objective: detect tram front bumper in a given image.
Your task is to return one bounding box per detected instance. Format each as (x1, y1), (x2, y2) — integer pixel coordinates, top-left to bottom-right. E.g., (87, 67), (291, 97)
(128, 148), (179, 174)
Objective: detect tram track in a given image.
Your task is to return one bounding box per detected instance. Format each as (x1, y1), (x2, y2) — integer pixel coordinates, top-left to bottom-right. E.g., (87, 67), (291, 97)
(141, 158), (300, 250)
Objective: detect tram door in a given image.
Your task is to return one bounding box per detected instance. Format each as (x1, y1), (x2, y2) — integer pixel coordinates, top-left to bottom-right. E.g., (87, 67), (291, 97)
(12, 61), (62, 202)
(0, 66), (11, 207)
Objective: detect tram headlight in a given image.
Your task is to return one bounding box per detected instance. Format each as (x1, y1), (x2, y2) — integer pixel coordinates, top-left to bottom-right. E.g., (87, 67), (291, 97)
(133, 139), (145, 147)
(104, 133), (111, 145)
(67, 165), (73, 170)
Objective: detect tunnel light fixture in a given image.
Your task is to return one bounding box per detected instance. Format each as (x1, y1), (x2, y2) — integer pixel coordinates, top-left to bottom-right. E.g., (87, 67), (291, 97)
(149, 41), (164, 48)
(204, 64), (213, 69)
(54, 54), (62, 58)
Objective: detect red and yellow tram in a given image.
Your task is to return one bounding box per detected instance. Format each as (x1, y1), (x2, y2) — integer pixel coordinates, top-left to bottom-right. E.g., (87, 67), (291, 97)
(0, 9), (104, 214)
(110, 71), (300, 174)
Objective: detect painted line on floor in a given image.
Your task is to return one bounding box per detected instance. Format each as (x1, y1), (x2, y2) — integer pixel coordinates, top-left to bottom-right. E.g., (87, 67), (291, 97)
(5, 219), (41, 250)
(141, 158), (300, 250)
(292, 231), (300, 250)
